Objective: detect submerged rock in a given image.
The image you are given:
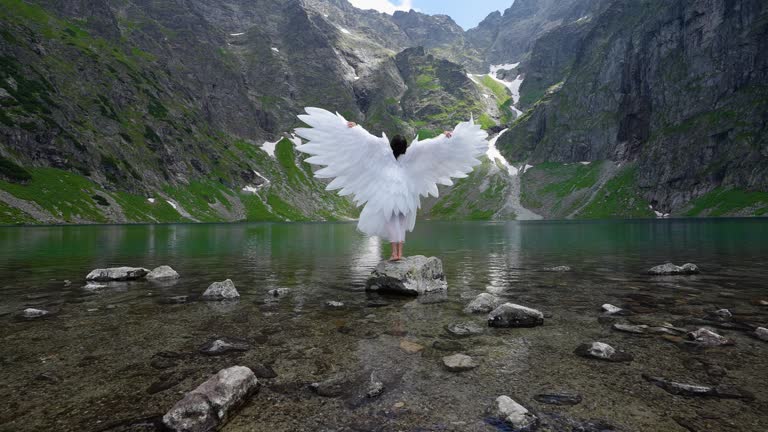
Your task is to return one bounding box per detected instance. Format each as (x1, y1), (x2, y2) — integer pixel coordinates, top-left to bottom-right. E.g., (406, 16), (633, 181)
(325, 300), (344, 308)
(534, 392), (582, 406)
(147, 265), (180, 280)
(202, 279), (239, 300)
(612, 323), (648, 334)
(542, 265), (572, 272)
(648, 263), (699, 275)
(162, 366), (258, 431)
(86, 266), (149, 281)
(574, 342), (633, 362)
(686, 328), (734, 347)
(755, 327), (768, 342)
(19, 308), (50, 319)
(488, 303), (544, 328)
(83, 282), (108, 291)
(442, 353), (479, 372)
(365, 373), (385, 398)
(267, 288), (290, 297)
(199, 337), (250, 356)
(491, 396), (539, 431)
(601, 304), (629, 315)
(445, 322), (485, 337)
(464, 293), (501, 314)
(399, 340), (425, 354)
(642, 374), (753, 399)
(365, 255), (447, 296)
(310, 373), (355, 398)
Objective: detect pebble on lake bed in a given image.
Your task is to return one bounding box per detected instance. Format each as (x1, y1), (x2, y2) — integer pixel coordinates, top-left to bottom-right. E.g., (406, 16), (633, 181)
(488, 303), (544, 328)
(399, 340), (425, 354)
(445, 322), (485, 337)
(492, 396), (539, 431)
(325, 301), (344, 308)
(202, 279), (239, 300)
(647, 263), (699, 275)
(19, 308), (50, 319)
(687, 328), (734, 346)
(199, 337), (250, 356)
(86, 266), (149, 281)
(601, 303), (628, 315)
(574, 342), (633, 362)
(542, 265), (572, 272)
(162, 365), (258, 432)
(442, 353), (479, 372)
(755, 327), (768, 342)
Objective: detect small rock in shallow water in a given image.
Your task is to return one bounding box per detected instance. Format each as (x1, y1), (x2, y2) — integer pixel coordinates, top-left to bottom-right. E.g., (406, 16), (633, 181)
(365, 255), (447, 296)
(147, 265), (180, 280)
(82, 282), (108, 291)
(250, 363), (277, 379)
(86, 266), (149, 281)
(542, 265), (572, 272)
(574, 342), (633, 362)
(399, 340), (425, 354)
(755, 327), (768, 342)
(642, 374), (753, 399)
(267, 288), (290, 298)
(648, 263), (699, 275)
(35, 372), (62, 384)
(442, 353), (479, 372)
(20, 308), (50, 319)
(162, 366), (258, 431)
(325, 300), (344, 308)
(488, 303), (544, 328)
(464, 293), (501, 314)
(202, 279), (239, 300)
(63, 280), (71, 287)
(612, 323), (648, 334)
(712, 308), (732, 318)
(534, 392), (582, 406)
(686, 328), (734, 347)
(492, 396), (539, 431)
(310, 373), (355, 397)
(445, 322), (485, 337)
(366, 374), (385, 398)
(601, 304), (629, 315)
(199, 337), (250, 356)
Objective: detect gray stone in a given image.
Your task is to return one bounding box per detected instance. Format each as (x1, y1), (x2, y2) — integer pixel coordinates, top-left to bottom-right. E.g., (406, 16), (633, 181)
(267, 288), (290, 297)
(20, 308), (50, 319)
(442, 353), (479, 372)
(755, 327), (768, 341)
(202, 279), (239, 300)
(464, 293), (501, 314)
(711, 308), (732, 319)
(365, 255), (447, 296)
(365, 374), (385, 398)
(310, 374), (355, 398)
(492, 396), (539, 431)
(612, 323), (648, 334)
(648, 263), (700, 275)
(83, 282), (107, 291)
(162, 366), (258, 431)
(642, 374), (753, 399)
(445, 322), (485, 337)
(488, 303), (544, 328)
(574, 342), (633, 362)
(86, 266), (149, 281)
(147, 265), (180, 280)
(325, 301), (344, 308)
(601, 304), (626, 315)
(686, 328), (734, 346)
(199, 337), (250, 356)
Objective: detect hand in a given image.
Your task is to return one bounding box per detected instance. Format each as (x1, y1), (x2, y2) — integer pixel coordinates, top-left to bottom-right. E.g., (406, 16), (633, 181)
(347, 121), (357, 128)
(444, 130), (453, 138)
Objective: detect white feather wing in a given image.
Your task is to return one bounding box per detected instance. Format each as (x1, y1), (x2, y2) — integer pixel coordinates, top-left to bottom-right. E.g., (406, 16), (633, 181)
(399, 119), (489, 200)
(294, 107), (413, 216)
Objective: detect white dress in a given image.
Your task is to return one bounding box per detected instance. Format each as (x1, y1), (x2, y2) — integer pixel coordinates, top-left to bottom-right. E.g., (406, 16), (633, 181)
(294, 107), (488, 243)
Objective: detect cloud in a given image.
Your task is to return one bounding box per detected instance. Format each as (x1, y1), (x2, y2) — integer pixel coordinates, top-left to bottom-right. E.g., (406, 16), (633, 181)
(348, 0), (414, 15)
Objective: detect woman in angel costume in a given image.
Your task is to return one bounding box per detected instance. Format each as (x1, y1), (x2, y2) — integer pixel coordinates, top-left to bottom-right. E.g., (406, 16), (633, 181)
(295, 107), (488, 261)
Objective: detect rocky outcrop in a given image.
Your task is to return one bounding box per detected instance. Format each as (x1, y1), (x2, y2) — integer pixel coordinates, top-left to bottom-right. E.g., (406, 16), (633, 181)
(366, 255), (447, 296)
(202, 279), (239, 300)
(488, 303), (544, 328)
(162, 366), (259, 431)
(648, 263), (700, 275)
(86, 267), (149, 281)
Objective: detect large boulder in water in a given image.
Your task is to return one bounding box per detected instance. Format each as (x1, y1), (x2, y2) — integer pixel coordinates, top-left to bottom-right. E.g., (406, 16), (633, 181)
(147, 265), (180, 280)
(86, 266), (149, 281)
(162, 366), (258, 431)
(202, 279), (239, 301)
(366, 256), (447, 296)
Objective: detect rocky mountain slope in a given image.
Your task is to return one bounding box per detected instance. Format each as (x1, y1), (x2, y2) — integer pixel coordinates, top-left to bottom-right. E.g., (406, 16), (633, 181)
(0, 0), (766, 224)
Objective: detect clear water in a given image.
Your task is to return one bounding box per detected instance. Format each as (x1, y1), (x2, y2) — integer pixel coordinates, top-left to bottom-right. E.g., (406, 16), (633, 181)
(1, 219), (767, 431)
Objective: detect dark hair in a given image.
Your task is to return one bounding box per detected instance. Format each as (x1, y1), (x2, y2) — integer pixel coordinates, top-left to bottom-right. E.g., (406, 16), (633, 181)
(390, 135), (407, 159)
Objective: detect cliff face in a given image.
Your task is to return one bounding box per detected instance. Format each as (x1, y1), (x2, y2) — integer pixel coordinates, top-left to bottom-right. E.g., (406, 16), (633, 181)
(497, 0), (768, 216)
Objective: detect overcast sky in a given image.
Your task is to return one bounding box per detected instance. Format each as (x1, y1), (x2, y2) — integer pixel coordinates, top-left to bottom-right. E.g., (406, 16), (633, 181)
(347, 0), (514, 30)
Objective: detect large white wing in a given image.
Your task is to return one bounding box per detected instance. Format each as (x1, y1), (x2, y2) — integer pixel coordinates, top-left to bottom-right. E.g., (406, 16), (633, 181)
(294, 107), (405, 211)
(400, 118), (489, 200)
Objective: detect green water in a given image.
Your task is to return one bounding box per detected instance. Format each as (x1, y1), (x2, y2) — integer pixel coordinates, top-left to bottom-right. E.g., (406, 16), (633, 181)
(0, 219), (767, 431)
